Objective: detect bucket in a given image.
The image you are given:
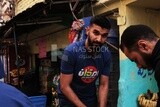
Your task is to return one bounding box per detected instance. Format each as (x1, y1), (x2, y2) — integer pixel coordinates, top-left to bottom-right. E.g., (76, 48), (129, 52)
(29, 95), (47, 107)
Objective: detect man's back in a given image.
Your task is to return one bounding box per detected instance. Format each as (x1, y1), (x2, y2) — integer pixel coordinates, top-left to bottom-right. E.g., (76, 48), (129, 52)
(0, 82), (33, 107)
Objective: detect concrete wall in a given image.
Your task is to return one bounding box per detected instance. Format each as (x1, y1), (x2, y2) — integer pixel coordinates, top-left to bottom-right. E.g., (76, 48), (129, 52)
(18, 23), (69, 69)
(28, 28), (69, 54)
(19, 24), (69, 54)
(126, 6), (160, 38)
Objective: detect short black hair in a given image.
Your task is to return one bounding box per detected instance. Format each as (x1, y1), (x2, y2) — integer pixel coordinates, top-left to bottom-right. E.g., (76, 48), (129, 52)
(120, 24), (158, 51)
(90, 15), (111, 30)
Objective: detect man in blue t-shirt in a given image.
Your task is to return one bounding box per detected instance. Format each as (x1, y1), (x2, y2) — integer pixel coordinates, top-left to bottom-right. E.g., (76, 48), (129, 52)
(58, 15), (112, 107)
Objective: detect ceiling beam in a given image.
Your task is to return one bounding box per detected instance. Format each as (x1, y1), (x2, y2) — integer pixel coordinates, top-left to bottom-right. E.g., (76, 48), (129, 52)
(50, 0), (90, 4)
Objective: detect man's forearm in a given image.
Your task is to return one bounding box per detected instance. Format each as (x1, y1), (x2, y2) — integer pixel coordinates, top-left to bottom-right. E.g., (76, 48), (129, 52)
(61, 86), (86, 107)
(98, 85), (108, 107)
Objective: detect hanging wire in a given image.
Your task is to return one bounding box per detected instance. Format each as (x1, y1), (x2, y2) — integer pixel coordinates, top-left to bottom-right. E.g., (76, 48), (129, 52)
(105, 41), (119, 51)
(90, 0), (95, 16)
(13, 24), (21, 88)
(69, 0), (79, 21)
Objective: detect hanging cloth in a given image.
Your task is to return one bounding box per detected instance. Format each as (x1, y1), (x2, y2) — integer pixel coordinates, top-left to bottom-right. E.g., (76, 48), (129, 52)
(0, 58), (5, 79)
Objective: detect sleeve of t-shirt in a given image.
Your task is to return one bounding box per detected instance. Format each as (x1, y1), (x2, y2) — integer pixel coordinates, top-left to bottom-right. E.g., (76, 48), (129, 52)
(61, 48), (76, 74)
(101, 51), (112, 76)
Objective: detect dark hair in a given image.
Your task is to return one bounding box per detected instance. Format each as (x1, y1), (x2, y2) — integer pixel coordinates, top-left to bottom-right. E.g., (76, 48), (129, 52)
(90, 15), (111, 30)
(120, 24), (158, 51)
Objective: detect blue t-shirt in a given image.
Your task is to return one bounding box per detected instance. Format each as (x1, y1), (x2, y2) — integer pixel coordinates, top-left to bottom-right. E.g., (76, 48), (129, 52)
(0, 82), (33, 107)
(58, 40), (111, 106)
